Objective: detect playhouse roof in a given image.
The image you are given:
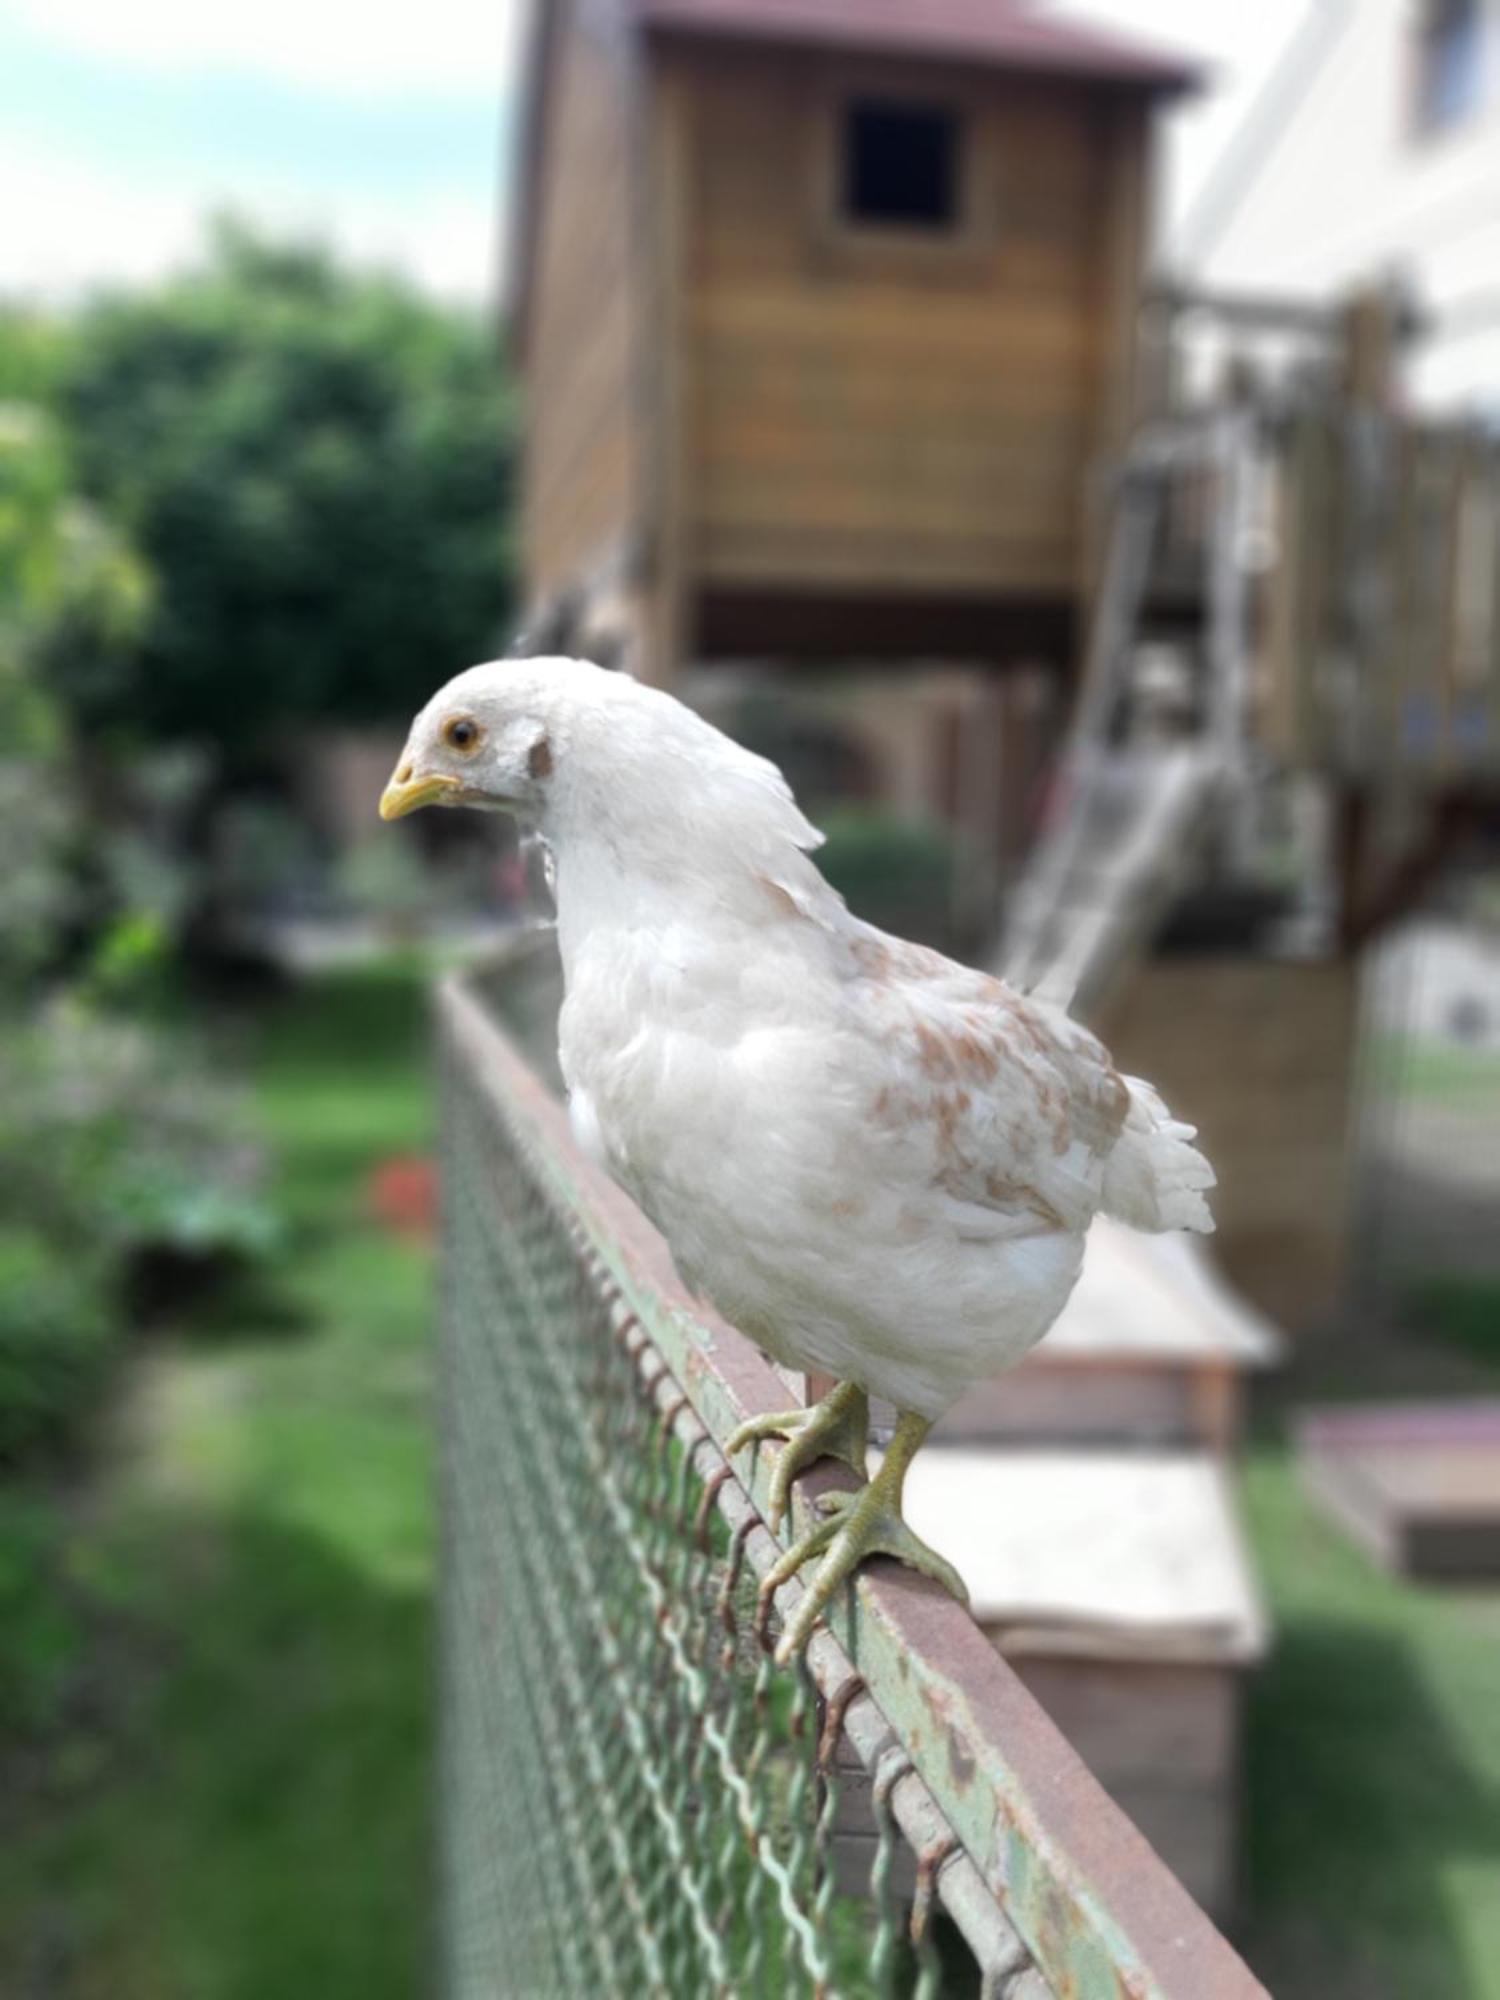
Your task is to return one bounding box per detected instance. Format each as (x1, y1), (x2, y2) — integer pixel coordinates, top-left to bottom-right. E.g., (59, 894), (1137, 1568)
(635, 0), (1199, 92)
(1040, 1218), (1279, 1368)
(898, 1447), (1267, 1662)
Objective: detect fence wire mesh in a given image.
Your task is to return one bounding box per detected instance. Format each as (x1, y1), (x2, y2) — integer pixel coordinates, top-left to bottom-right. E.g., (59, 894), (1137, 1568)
(436, 962), (1267, 2000)
(439, 997), (1039, 1999)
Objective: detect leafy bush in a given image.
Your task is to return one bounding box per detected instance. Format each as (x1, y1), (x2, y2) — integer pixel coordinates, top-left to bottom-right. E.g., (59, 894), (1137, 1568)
(0, 1232), (111, 1465)
(0, 1000), (279, 1278)
(815, 807), (963, 950)
(0, 997), (284, 1460)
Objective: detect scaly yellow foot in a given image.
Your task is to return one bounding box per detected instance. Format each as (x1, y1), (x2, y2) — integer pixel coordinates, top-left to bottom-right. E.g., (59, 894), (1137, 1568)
(758, 1411), (968, 1667)
(725, 1380), (869, 1532)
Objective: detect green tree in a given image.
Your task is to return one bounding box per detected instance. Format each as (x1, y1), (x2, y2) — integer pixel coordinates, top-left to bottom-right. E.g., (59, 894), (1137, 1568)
(0, 313), (152, 981)
(1, 312), (151, 740)
(60, 219), (516, 747)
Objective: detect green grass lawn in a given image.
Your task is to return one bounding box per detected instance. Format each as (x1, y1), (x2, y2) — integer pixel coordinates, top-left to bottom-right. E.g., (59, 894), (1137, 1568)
(1238, 1436), (1500, 2000)
(0, 968), (434, 2000)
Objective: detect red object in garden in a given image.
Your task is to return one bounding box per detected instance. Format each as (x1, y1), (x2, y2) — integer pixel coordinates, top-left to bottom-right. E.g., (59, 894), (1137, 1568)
(368, 1155), (437, 1238)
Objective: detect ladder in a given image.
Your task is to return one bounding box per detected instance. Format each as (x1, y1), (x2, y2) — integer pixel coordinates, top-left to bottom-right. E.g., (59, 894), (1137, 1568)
(1001, 410), (1260, 1013)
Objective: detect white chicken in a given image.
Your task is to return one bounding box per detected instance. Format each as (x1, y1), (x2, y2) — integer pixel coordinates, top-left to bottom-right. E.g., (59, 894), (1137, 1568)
(382, 657), (1214, 1661)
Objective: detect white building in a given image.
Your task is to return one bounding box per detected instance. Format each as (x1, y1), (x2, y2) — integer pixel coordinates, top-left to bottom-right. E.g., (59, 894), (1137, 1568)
(1175, 0), (1500, 410)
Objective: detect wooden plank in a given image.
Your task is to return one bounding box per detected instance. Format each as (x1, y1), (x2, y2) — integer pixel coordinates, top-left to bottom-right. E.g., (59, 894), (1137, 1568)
(1402, 430), (1456, 777)
(1371, 420), (1419, 781)
(1100, 958), (1359, 1329)
(698, 426), (1091, 497)
(694, 352), (1096, 423)
(1260, 422), (1302, 762)
(1293, 411), (1334, 765)
(698, 450), (1085, 531)
(1090, 99), (1149, 469)
(639, 51), (696, 682)
(1440, 434), (1488, 776)
(1207, 410), (1255, 780)
(936, 1362), (1196, 1449)
(693, 288), (1103, 363)
(520, 0), (646, 601)
(1444, 433), (1492, 772)
(1012, 1659), (1239, 1786)
(696, 522), (1077, 594)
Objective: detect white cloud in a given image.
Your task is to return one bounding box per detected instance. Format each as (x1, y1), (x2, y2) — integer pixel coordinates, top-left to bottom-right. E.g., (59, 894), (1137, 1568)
(5, 0), (530, 99)
(0, 130), (506, 301)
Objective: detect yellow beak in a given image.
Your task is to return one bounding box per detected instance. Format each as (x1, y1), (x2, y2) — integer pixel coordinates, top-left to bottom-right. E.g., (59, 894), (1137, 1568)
(378, 767), (463, 821)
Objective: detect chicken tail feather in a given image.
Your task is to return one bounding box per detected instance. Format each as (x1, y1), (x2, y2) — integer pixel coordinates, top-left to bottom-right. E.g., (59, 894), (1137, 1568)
(1101, 1076), (1216, 1234)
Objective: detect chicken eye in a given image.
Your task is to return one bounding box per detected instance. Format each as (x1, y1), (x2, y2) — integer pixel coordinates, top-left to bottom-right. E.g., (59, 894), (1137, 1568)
(443, 717), (481, 754)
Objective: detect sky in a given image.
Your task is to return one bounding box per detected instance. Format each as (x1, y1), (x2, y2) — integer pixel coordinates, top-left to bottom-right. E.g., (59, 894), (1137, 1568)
(0, 0), (1306, 305)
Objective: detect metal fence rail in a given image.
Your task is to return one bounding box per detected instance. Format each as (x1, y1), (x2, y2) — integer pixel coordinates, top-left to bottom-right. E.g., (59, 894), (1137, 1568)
(437, 961), (1270, 2000)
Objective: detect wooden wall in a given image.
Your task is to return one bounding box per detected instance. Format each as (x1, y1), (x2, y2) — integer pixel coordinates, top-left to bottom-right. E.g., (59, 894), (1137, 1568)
(677, 48), (1148, 605)
(1007, 1655), (1246, 1921)
(1100, 960), (1360, 1331)
(935, 1353), (1243, 1454)
(520, 0), (646, 609)
(830, 1651), (1246, 1921)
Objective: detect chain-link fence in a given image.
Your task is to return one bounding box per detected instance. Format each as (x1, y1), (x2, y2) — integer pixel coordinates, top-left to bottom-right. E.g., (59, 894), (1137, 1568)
(437, 956), (1267, 2000)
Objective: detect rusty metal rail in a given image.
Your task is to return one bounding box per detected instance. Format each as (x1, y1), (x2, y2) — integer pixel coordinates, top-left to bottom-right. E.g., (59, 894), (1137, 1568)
(437, 957), (1270, 1999)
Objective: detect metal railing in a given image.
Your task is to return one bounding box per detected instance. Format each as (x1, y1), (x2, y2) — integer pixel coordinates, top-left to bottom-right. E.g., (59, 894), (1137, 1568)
(437, 948), (1270, 1999)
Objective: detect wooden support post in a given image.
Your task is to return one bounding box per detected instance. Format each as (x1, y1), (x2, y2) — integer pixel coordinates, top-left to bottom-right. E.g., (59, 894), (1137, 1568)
(1339, 285), (1401, 413)
(641, 56), (694, 687)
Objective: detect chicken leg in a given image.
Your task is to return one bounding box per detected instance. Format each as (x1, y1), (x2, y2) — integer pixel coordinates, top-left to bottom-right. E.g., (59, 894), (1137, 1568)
(756, 1410), (968, 1667)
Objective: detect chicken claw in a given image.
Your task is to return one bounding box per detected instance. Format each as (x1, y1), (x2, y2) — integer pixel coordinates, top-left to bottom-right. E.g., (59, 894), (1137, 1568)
(726, 1380), (869, 1531)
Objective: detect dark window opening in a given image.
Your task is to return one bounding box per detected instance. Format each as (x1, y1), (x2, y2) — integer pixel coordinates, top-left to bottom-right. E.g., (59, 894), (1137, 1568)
(1414, 0), (1488, 135)
(841, 99), (961, 230)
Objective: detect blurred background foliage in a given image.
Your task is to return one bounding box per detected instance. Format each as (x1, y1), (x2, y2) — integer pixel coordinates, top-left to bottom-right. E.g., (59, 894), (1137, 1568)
(0, 214), (517, 1453)
(55, 217), (515, 746)
(0, 228), (511, 1950)
(729, 685), (974, 954)
(816, 806), (967, 953)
